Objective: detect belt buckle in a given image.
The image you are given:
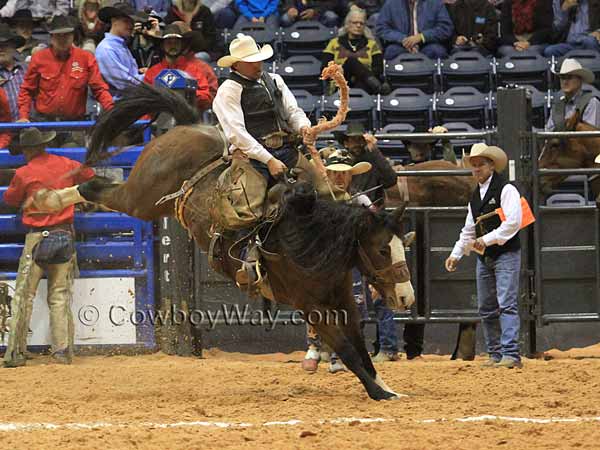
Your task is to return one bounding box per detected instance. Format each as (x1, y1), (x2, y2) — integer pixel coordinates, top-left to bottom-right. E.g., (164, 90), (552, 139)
(41, 230), (49, 237)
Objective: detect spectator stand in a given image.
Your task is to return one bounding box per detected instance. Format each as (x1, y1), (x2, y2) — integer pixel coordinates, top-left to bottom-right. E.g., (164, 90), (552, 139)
(273, 55), (324, 95)
(434, 86), (490, 130)
(384, 53), (437, 94)
(320, 87), (377, 129)
(280, 20), (336, 59)
(376, 123), (414, 164)
(439, 51), (494, 93)
(379, 87), (433, 131)
(496, 52), (551, 92)
(0, 121), (156, 353)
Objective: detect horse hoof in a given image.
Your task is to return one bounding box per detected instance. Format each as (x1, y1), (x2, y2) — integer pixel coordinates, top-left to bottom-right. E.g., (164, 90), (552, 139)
(301, 358), (319, 373)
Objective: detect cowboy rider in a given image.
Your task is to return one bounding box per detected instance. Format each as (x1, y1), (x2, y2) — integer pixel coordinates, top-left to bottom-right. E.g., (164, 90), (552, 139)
(213, 34), (311, 186)
(546, 58), (600, 131)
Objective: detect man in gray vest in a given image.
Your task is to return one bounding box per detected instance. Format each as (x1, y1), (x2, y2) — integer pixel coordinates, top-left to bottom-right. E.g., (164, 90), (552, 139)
(546, 58), (600, 131)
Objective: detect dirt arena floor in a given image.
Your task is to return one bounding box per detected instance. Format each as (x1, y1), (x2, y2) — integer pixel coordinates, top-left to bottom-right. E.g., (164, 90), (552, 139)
(2, 345), (600, 450)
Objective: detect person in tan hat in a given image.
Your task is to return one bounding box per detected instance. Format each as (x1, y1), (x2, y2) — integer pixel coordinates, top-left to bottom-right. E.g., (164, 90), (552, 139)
(3, 127), (95, 368)
(445, 143), (524, 369)
(546, 58), (600, 131)
(213, 34), (311, 183)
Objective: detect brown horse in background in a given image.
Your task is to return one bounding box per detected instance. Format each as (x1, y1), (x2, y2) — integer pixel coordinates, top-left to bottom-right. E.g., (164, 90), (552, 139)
(539, 112), (600, 198)
(34, 83), (412, 401)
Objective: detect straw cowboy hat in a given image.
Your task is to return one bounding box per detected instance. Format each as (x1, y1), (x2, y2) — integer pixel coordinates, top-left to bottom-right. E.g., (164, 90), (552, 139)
(554, 58), (595, 84)
(217, 34), (273, 68)
(323, 149), (372, 175)
(463, 143), (508, 173)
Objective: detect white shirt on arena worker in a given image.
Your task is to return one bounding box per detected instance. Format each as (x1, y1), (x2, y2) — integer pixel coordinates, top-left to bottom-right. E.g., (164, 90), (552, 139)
(212, 71), (311, 164)
(450, 175), (522, 260)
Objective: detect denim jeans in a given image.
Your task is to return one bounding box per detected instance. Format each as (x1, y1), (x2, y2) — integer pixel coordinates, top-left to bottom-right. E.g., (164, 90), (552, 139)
(544, 35), (600, 58)
(352, 268), (398, 353)
(476, 249), (521, 362)
(383, 42), (448, 60)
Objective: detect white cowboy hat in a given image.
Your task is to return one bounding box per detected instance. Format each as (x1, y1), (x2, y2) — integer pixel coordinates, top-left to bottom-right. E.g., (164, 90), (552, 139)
(217, 34), (273, 68)
(595, 153), (600, 164)
(463, 143), (508, 173)
(323, 149), (372, 175)
(555, 58), (595, 84)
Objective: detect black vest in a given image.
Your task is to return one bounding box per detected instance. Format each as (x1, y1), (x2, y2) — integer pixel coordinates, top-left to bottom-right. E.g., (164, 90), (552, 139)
(550, 92), (593, 131)
(470, 172), (520, 260)
(228, 72), (290, 142)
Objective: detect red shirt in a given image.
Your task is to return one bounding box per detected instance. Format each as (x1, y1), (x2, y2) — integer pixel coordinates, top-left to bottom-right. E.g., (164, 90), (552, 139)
(18, 46), (114, 120)
(0, 87), (12, 148)
(3, 153), (95, 228)
(143, 55), (218, 112)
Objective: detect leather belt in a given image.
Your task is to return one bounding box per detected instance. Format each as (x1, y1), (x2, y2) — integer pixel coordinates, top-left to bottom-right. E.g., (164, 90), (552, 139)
(29, 223), (74, 236)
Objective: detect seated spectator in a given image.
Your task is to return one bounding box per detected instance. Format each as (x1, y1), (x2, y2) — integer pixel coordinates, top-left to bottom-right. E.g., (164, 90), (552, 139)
(376, 0), (454, 60)
(96, 2), (146, 96)
(322, 8), (389, 94)
(131, 14), (163, 70)
(7, 9), (44, 62)
(165, 0), (218, 53)
(546, 58), (600, 130)
(129, 0), (172, 15)
(544, 0), (600, 57)
(448, 0), (498, 56)
(17, 16), (113, 127)
(280, 0), (339, 28)
(498, 0), (553, 57)
(143, 23), (217, 111)
(0, 24), (27, 121)
(0, 87), (13, 148)
(0, 0), (69, 20)
(233, 0), (279, 28)
(77, 0), (105, 53)
(202, 0), (238, 29)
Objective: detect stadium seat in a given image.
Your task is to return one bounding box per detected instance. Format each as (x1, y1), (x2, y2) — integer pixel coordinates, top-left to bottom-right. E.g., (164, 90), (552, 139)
(581, 83), (600, 99)
(377, 123), (414, 163)
(546, 193), (586, 207)
(380, 88), (433, 131)
(210, 63), (231, 85)
(275, 56), (324, 95)
(291, 89), (319, 124)
(320, 88), (376, 129)
(435, 87), (489, 129)
(280, 21), (335, 58)
(384, 53), (437, 94)
(439, 51), (493, 92)
(516, 84), (548, 129)
(558, 49), (600, 90)
(228, 22), (277, 49)
(496, 53), (550, 91)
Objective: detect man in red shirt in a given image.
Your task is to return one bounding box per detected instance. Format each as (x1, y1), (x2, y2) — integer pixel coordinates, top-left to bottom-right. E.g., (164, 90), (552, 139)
(2, 127), (95, 368)
(144, 23), (217, 112)
(16, 15), (113, 141)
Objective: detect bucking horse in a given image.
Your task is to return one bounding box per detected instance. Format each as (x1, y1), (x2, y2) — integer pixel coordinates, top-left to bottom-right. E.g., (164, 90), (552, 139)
(29, 74), (413, 400)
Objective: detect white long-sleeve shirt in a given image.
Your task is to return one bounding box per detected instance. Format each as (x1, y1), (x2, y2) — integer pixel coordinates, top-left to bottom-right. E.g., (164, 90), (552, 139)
(212, 72), (311, 164)
(450, 175), (522, 259)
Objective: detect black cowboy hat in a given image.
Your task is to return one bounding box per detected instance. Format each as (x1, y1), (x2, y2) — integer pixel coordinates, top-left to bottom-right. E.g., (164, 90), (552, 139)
(7, 9), (42, 24)
(99, 2), (147, 24)
(0, 23), (25, 48)
(332, 122), (367, 145)
(16, 127), (57, 148)
(48, 15), (76, 34)
(160, 23), (186, 40)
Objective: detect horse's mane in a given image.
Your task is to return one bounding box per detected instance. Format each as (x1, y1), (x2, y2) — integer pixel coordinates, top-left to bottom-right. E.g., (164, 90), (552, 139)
(86, 83), (202, 165)
(275, 183), (395, 278)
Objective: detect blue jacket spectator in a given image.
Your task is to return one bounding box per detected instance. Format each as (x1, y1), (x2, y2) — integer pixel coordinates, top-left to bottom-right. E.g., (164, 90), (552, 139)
(544, 0), (600, 57)
(376, 0), (453, 60)
(96, 3), (145, 96)
(234, 0), (280, 28)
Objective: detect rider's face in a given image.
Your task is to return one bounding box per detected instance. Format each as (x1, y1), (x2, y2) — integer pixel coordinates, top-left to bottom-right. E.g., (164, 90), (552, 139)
(327, 169), (353, 192)
(233, 61), (263, 80)
(560, 74), (583, 98)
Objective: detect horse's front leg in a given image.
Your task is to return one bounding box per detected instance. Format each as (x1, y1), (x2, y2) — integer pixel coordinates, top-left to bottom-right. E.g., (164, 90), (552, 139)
(314, 309), (397, 401)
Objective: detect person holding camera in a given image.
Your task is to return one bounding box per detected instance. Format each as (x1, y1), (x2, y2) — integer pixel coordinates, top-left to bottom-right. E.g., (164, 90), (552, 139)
(447, 0), (498, 56)
(2, 128), (95, 368)
(96, 2), (148, 96)
(131, 14), (163, 71)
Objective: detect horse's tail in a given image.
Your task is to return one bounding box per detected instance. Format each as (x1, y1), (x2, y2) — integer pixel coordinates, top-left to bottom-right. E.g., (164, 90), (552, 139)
(86, 82), (201, 165)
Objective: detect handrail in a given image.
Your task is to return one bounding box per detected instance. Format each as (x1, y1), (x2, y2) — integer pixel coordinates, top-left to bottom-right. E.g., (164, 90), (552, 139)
(0, 119), (151, 131)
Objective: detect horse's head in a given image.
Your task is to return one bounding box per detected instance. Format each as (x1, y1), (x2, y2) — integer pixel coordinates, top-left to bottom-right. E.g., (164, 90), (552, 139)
(539, 113), (595, 194)
(356, 204), (414, 311)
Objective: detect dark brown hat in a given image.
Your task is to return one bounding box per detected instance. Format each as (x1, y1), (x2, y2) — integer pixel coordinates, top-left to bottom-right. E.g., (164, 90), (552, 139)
(17, 127), (56, 148)
(48, 15), (76, 34)
(0, 23), (25, 47)
(99, 2), (147, 24)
